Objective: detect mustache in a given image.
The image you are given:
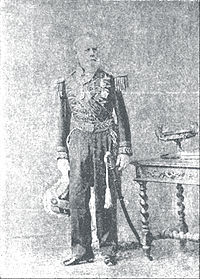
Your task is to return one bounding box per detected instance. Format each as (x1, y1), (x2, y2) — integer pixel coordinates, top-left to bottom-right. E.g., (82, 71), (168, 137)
(89, 56), (98, 61)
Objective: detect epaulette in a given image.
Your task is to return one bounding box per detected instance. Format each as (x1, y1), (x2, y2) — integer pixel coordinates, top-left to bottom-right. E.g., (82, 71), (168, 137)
(102, 66), (129, 91)
(114, 75), (129, 92)
(65, 70), (76, 81)
(64, 70), (76, 87)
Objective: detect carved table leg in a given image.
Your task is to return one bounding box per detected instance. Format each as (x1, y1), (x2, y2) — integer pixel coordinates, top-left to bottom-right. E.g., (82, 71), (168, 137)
(176, 183), (188, 248)
(139, 181), (153, 260)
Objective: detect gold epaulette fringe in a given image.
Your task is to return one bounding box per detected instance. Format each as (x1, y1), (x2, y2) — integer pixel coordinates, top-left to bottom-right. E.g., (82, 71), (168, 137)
(114, 75), (129, 92)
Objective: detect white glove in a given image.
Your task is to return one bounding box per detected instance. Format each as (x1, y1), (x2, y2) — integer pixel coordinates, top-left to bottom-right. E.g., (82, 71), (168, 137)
(116, 154), (130, 171)
(57, 158), (70, 182)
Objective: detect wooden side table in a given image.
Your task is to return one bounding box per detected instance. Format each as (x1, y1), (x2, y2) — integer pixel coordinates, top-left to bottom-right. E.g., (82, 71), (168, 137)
(131, 158), (200, 260)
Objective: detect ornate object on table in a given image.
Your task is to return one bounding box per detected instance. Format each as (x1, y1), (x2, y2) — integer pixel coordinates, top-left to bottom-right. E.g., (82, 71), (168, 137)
(155, 121), (199, 159)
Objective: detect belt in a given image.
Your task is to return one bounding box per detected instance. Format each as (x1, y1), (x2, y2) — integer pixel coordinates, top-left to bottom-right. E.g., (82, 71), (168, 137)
(70, 118), (115, 133)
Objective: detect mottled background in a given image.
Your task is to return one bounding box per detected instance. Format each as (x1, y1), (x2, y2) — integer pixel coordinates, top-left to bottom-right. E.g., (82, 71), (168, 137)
(0, 0), (199, 277)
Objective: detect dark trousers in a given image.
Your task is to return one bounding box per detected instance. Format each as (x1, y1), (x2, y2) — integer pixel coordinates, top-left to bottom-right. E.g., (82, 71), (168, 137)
(68, 128), (118, 258)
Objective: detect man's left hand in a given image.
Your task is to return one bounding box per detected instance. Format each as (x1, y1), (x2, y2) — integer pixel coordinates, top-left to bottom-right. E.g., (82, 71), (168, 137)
(116, 154), (130, 171)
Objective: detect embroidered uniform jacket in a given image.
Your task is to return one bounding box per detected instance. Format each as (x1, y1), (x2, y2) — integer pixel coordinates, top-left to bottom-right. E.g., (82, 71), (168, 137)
(57, 67), (132, 157)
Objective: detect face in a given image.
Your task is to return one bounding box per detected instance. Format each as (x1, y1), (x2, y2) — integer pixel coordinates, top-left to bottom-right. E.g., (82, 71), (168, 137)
(76, 38), (99, 69)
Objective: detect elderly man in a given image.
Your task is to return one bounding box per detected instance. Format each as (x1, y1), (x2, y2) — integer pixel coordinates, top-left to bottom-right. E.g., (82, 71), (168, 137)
(56, 34), (132, 266)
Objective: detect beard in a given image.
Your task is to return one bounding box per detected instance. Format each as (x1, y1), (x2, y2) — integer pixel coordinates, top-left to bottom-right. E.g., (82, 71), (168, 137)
(79, 57), (100, 72)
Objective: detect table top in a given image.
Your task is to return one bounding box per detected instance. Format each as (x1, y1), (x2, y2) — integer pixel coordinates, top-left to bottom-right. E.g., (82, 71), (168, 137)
(130, 157), (200, 169)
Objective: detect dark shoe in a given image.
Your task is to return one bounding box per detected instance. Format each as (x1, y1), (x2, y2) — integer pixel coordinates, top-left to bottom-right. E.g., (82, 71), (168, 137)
(103, 255), (117, 266)
(85, 247), (94, 260)
(63, 253), (94, 266)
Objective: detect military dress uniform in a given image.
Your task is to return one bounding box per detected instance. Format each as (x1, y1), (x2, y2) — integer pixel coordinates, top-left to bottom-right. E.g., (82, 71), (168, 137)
(57, 66), (132, 262)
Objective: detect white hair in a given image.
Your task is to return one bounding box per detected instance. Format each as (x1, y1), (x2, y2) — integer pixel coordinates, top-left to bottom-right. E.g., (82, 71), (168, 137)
(73, 33), (99, 52)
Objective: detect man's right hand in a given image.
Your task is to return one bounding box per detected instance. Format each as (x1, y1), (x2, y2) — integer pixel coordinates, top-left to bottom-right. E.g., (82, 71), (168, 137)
(57, 158), (70, 182)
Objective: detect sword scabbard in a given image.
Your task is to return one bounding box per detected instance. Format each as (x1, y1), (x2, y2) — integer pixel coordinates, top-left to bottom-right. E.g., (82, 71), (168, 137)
(108, 153), (141, 246)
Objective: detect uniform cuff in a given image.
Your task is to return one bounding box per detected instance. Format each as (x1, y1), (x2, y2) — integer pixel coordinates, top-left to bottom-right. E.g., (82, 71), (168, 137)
(57, 146), (69, 160)
(118, 141), (132, 156)
(57, 145), (67, 152)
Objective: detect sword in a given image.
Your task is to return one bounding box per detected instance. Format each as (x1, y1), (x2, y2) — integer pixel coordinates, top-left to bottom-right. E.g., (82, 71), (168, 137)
(105, 151), (141, 246)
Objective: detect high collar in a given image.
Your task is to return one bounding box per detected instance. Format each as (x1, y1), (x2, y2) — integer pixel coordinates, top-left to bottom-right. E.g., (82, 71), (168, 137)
(75, 65), (102, 85)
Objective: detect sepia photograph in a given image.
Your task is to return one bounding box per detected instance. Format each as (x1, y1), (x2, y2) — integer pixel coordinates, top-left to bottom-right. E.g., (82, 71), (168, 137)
(0, 0), (199, 278)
